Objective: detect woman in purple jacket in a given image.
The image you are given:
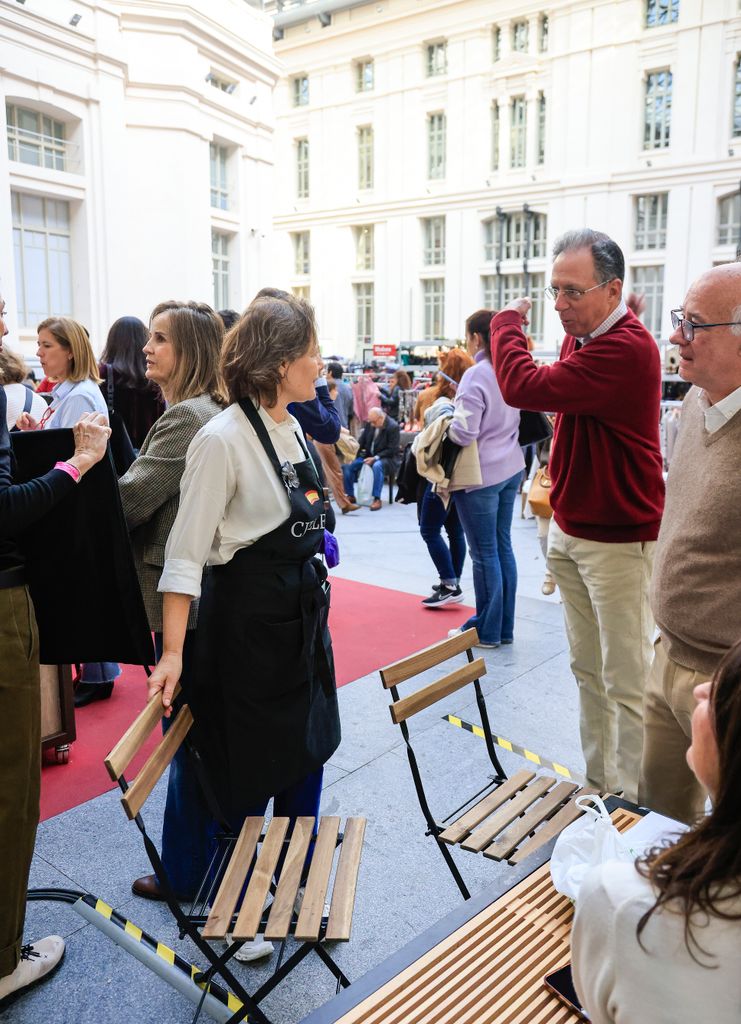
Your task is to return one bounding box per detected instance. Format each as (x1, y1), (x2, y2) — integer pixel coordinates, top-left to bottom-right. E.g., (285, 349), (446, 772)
(448, 310), (524, 648)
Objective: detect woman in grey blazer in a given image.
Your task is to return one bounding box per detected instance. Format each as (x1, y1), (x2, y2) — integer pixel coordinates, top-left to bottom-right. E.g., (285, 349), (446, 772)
(117, 300), (225, 904)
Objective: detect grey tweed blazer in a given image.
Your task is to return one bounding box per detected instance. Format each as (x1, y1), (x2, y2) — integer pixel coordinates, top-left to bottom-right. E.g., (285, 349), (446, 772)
(119, 393), (223, 632)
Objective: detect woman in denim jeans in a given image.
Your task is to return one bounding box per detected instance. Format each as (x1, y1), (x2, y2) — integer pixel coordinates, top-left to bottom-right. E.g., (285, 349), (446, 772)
(448, 310), (524, 648)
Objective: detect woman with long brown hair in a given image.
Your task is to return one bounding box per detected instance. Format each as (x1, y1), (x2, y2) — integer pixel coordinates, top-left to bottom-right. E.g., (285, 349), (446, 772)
(572, 639), (741, 1022)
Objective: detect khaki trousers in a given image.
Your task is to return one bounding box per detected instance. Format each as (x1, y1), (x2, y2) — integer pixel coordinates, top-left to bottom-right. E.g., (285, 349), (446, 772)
(638, 636), (709, 824)
(0, 586), (40, 978)
(314, 441), (354, 510)
(547, 520), (655, 802)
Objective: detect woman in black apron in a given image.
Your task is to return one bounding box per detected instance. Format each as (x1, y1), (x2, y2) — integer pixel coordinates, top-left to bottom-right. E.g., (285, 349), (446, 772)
(149, 293), (340, 847)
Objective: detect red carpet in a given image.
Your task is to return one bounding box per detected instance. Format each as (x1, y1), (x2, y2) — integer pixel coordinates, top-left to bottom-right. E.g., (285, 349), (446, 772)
(40, 577), (473, 820)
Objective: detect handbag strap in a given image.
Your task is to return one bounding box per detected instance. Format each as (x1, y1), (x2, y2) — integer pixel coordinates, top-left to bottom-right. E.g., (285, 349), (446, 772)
(104, 364), (115, 414)
(22, 386), (33, 415)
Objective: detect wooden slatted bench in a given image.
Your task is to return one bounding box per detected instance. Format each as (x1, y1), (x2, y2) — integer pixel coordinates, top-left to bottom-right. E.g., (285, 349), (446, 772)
(299, 803), (642, 1024)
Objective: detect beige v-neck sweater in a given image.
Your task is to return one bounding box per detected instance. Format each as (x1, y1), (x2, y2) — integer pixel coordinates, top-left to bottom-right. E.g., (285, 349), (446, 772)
(651, 388), (741, 674)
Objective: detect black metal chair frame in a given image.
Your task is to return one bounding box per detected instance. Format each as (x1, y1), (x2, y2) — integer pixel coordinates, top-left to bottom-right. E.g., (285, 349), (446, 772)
(110, 701), (351, 1024)
(381, 628), (507, 901)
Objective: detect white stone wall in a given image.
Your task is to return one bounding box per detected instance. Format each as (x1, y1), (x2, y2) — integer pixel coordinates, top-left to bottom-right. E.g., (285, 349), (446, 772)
(0, 0), (279, 355)
(273, 0), (741, 356)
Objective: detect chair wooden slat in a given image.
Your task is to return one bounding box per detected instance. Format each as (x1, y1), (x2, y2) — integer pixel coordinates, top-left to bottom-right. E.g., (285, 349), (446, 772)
(439, 769), (536, 845)
(389, 658), (487, 725)
(295, 816), (340, 942)
(265, 816), (315, 941)
(104, 682), (182, 781)
(120, 705), (193, 820)
(507, 788), (598, 866)
(483, 781), (578, 861)
(233, 817), (290, 940)
(201, 816), (264, 939)
(461, 776), (556, 853)
(326, 817), (366, 941)
(380, 629), (479, 688)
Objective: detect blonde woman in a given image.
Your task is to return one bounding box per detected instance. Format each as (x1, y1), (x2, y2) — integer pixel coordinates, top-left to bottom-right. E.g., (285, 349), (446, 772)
(17, 317), (108, 430)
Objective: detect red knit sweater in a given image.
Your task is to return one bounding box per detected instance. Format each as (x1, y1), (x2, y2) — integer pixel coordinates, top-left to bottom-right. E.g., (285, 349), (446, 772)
(492, 308), (664, 543)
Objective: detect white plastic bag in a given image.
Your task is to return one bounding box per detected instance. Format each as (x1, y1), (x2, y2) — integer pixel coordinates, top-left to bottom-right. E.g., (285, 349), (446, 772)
(549, 794), (634, 901)
(356, 463), (375, 507)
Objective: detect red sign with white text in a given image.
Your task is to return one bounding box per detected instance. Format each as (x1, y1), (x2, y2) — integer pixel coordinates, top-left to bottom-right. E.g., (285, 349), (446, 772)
(373, 344), (398, 358)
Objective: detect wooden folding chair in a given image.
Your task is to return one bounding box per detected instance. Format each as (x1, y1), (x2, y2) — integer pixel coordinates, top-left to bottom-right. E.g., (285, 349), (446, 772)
(380, 628), (598, 900)
(105, 689), (365, 1024)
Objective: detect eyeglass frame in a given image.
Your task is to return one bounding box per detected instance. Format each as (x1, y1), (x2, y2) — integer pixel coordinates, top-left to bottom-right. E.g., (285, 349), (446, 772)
(670, 308), (741, 343)
(543, 280), (614, 302)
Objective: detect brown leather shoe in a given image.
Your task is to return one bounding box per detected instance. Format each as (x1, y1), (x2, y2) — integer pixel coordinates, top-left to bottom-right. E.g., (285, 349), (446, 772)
(370, 498), (382, 511)
(132, 874), (165, 901)
(341, 502), (360, 514)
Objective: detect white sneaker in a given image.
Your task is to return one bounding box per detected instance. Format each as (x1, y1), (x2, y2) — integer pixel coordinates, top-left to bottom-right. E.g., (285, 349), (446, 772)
(227, 934), (275, 963)
(0, 936), (65, 1005)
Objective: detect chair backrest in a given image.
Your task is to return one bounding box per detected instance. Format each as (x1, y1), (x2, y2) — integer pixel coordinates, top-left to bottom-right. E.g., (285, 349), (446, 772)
(104, 684), (192, 821)
(380, 627), (485, 725)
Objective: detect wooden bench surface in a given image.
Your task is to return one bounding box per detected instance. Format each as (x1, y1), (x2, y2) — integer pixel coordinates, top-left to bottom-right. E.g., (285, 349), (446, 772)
(327, 808), (640, 1024)
(202, 815), (366, 944)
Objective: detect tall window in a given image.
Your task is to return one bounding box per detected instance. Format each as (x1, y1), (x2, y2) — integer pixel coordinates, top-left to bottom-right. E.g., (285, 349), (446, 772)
(355, 59), (374, 92)
(717, 193), (741, 245)
(292, 75), (309, 107)
(537, 93), (546, 164)
(423, 217), (446, 266)
(12, 192), (72, 327)
(634, 193), (668, 249)
(292, 285), (311, 300)
(427, 112), (446, 179)
(632, 265), (664, 335)
(293, 231), (310, 275)
(491, 102), (500, 171)
(503, 212), (547, 259)
(355, 225), (374, 269)
(423, 279), (445, 341)
(493, 26), (502, 62)
(512, 20), (529, 53)
(355, 282), (374, 346)
(733, 57), (741, 137)
(539, 15), (549, 51)
(510, 96), (527, 168)
(210, 143), (229, 210)
(358, 125), (374, 190)
(483, 273), (545, 343)
(645, 0), (678, 26)
(5, 104), (68, 171)
(426, 42), (447, 77)
(296, 138), (309, 198)
(212, 231), (230, 309)
(644, 70), (672, 149)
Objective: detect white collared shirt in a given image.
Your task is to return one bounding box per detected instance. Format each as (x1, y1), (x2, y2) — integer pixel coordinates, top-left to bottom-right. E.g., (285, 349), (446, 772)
(697, 385), (741, 434)
(578, 298), (628, 345)
(158, 402), (311, 600)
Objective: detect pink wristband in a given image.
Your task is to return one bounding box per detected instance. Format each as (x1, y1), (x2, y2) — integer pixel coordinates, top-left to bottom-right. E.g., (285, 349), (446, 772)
(54, 461), (81, 483)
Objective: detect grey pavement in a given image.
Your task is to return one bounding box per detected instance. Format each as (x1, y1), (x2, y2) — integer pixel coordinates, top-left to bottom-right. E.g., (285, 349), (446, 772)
(3, 498), (582, 1024)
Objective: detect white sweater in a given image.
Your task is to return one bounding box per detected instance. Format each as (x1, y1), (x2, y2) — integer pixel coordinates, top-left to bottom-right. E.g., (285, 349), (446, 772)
(572, 861), (741, 1023)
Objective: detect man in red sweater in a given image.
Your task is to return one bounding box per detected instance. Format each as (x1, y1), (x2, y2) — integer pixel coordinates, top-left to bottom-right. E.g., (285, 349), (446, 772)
(492, 229), (664, 802)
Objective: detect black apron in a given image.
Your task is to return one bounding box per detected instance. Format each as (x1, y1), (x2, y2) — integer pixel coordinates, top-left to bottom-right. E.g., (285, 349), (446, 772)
(190, 399), (341, 826)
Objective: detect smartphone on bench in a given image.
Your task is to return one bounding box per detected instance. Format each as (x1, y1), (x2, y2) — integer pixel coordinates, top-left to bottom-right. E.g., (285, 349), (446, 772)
(544, 964), (591, 1021)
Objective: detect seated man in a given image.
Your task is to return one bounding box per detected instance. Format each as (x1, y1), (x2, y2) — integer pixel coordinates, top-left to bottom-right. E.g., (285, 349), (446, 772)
(342, 406), (400, 511)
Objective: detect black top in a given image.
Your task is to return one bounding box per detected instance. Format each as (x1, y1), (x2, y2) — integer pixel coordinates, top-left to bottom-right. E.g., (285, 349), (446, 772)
(0, 387), (75, 573)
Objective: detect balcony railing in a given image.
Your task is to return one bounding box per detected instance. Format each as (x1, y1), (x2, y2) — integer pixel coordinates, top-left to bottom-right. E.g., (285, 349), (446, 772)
(6, 127), (81, 173)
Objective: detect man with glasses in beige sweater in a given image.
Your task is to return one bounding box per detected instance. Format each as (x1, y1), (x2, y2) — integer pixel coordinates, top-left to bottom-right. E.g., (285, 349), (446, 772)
(639, 262), (741, 824)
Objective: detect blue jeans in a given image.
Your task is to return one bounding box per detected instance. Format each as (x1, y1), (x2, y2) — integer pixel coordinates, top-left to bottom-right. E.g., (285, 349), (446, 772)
(156, 631), (219, 899)
(419, 483), (466, 585)
(454, 471), (522, 645)
(343, 457), (384, 499)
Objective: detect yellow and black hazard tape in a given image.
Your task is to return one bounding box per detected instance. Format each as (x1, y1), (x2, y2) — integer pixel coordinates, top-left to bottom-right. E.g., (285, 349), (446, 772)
(81, 894), (243, 1016)
(443, 714), (586, 785)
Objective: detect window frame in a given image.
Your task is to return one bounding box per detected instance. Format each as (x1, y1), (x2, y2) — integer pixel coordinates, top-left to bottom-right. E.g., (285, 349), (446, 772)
(423, 216), (446, 266)
(355, 281), (374, 346)
(355, 59), (374, 92)
(6, 103), (68, 171)
(426, 41), (448, 77)
(357, 124), (374, 190)
(296, 137), (310, 199)
(11, 190), (73, 327)
(634, 193), (669, 250)
(510, 95), (527, 168)
(293, 230), (311, 275)
(292, 75), (309, 107)
(643, 69), (673, 150)
(427, 111), (447, 180)
(211, 230), (230, 310)
(422, 278), (445, 341)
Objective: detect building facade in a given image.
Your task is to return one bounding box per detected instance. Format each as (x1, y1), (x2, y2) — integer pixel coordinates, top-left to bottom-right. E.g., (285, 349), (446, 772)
(1, 0), (279, 355)
(272, 0), (741, 356)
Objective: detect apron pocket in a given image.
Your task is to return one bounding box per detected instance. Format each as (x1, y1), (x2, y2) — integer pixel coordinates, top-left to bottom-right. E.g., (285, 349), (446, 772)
(247, 617), (305, 697)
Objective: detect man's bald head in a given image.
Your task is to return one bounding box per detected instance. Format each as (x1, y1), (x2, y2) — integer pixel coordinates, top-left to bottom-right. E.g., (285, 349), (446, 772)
(368, 407), (385, 426)
(688, 263), (741, 331)
(674, 263), (741, 403)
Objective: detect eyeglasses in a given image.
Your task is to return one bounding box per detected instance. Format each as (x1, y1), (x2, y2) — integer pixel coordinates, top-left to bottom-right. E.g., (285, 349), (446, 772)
(544, 280), (613, 302)
(670, 308), (741, 343)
